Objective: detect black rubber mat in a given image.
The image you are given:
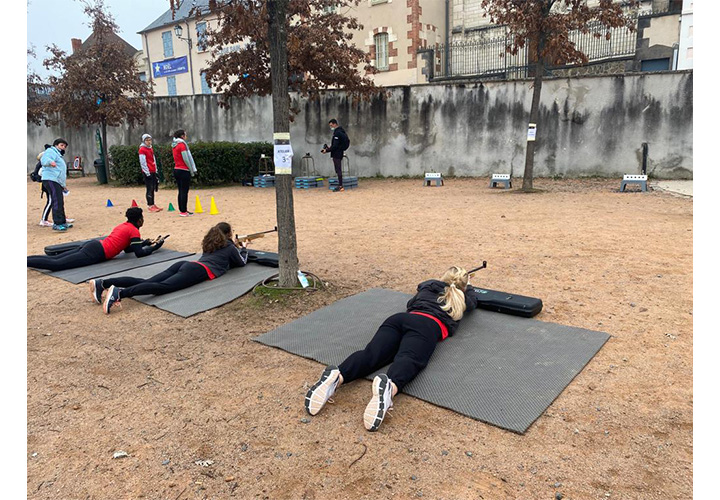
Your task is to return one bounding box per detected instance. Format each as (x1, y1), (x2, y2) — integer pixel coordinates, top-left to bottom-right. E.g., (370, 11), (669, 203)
(32, 248), (194, 284)
(99, 258), (278, 317)
(253, 288), (610, 433)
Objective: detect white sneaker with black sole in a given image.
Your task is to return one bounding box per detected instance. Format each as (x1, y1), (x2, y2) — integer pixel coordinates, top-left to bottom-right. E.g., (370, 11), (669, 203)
(364, 374), (393, 431)
(305, 365), (341, 416)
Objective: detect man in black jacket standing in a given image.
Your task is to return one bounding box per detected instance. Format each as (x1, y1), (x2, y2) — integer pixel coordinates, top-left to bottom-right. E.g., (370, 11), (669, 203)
(321, 119), (350, 192)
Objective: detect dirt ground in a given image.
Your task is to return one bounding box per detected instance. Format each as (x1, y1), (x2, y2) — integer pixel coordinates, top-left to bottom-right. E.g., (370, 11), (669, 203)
(26, 176), (692, 499)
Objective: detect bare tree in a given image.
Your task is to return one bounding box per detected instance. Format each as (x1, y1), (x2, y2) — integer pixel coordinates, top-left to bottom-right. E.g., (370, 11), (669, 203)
(27, 48), (48, 126)
(480, 0), (637, 191)
(168, 0), (381, 286)
(43, 0), (153, 183)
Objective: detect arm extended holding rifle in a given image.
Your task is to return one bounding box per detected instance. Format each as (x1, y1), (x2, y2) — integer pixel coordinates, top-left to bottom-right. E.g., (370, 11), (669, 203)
(234, 226), (278, 247)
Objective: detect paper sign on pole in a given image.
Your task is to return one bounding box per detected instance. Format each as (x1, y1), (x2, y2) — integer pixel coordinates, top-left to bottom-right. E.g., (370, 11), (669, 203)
(527, 123), (537, 142)
(274, 143), (293, 175)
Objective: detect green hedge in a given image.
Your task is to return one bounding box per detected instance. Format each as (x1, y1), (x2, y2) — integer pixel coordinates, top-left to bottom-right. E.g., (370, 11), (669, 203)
(109, 141), (273, 186)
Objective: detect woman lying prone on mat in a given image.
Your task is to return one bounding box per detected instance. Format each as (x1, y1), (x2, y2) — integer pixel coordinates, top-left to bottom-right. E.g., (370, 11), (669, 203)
(27, 207), (163, 272)
(305, 266), (478, 432)
(92, 221), (249, 314)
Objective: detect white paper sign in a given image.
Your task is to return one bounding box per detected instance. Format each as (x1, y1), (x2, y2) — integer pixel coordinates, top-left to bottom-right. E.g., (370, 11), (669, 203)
(527, 123), (537, 142)
(274, 143), (293, 175)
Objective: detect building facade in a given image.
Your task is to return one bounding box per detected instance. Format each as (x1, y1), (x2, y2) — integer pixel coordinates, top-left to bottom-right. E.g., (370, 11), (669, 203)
(138, 0), (690, 96)
(139, 0), (448, 95)
(138, 0), (219, 97)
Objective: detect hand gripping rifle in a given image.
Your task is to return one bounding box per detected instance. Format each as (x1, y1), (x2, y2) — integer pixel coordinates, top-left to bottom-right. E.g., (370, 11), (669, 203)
(235, 226), (278, 245)
(150, 234), (170, 245)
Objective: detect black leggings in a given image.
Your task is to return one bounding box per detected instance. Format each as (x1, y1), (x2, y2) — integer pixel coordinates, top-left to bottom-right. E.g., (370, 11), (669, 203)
(41, 183), (51, 222)
(144, 173), (158, 206)
(332, 157), (343, 187)
(338, 312), (442, 392)
(42, 180), (66, 225)
(104, 260), (208, 298)
(27, 240), (106, 271)
(174, 169), (191, 213)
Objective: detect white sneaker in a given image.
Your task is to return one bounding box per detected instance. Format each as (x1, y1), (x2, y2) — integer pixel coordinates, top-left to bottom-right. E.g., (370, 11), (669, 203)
(364, 374), (393, 431)
(38, 220), (53, 227)
(305, 366), (341, 416)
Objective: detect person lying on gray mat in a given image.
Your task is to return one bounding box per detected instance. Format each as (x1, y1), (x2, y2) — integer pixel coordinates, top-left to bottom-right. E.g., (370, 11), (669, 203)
(305, 266), (478, 431)
(27, 207), (163, 272)
(93, 222), (249, 314)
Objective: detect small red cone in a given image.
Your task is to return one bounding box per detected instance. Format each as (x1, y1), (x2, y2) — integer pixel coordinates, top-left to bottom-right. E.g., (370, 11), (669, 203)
(131, 199), (138, 207)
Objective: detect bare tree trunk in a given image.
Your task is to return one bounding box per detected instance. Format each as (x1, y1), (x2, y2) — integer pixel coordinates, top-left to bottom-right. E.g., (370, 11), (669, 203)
(101, 116), (110, 184)
(522, 59), (543, 192)
(522, 22), (549, 193)
(268, 0), (300, 287)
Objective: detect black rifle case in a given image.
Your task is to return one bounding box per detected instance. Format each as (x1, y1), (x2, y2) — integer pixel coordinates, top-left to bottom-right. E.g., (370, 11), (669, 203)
(469, 286), (543, 318)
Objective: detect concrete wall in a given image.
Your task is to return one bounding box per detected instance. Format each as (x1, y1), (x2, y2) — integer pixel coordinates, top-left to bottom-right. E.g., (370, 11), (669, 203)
(27, 71), (693, 179)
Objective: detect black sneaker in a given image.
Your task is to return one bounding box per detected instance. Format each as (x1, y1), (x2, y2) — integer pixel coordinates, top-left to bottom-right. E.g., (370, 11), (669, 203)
(305, 365), (341, 416)
(103, 285), (122, 314)
(363, 374), (393, 431)
(89, 279), (105, 304)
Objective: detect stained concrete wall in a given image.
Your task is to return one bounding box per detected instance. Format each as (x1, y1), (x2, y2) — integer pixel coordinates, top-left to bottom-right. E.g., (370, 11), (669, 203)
(27, 71), (693, 179)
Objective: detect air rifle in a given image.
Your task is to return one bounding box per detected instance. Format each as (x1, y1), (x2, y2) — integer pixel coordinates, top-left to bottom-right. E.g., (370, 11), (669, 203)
(235, 226), (278, 245)
(468, 261), (487, 276)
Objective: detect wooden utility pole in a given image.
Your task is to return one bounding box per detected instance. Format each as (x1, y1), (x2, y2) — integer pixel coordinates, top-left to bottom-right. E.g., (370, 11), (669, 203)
(267, 0), (300, 287)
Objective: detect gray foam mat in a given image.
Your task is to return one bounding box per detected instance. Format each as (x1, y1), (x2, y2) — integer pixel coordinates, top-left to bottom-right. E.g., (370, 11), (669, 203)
(253, 288), (610, 433)
(35, 248), (194, 284)
(101, 259), (278, 318)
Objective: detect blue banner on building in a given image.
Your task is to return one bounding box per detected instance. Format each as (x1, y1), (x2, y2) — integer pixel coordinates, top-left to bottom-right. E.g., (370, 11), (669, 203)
(152, 56), (189, 78)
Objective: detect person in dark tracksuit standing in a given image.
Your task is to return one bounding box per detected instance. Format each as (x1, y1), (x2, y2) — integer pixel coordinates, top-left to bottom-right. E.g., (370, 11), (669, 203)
(304, 266), (478, 431)
(321, 119), (350, 192)
(95, 222), (249, 314)
(40, 138), (72, 231)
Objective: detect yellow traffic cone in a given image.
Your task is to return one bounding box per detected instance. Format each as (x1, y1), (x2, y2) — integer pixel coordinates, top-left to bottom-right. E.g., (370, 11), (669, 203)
(209, 196), (219, 215)
(194, 195), (204, 213)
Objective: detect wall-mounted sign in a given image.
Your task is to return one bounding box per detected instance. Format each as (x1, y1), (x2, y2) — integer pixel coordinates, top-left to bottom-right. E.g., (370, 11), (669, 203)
(152, 56), (189, 78)
(527, 123), (537, 142)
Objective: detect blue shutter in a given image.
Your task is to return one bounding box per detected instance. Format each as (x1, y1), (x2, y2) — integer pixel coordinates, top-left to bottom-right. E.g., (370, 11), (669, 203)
(196, 22), (207, 51)
(201, 71), (212, 94)
(167, 76), (177, 96)
(162, 31), (174, 58)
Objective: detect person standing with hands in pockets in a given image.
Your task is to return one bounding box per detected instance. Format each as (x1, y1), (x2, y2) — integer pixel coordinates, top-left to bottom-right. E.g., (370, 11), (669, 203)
(321, 119), (350, 192)
(172, 129), (198, 217)
(139, 134), (162, 212)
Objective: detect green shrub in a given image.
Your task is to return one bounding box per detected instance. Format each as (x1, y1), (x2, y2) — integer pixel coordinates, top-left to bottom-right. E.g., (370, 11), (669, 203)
(109, 141), (273, 186)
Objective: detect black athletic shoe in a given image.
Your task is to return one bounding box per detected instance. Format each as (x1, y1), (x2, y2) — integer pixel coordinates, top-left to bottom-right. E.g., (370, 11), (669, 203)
(103, 285), (122, 314)
(305, 365), (341, 416)
(89, 279), (104, 304)
(364, 374), (393, 431)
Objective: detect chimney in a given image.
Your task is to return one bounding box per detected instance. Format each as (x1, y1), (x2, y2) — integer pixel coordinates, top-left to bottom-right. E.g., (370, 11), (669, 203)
(71, 38), (82, 53)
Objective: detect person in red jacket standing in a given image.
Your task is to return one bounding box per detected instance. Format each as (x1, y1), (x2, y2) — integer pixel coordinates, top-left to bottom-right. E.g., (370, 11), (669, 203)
(139, 134), (162, 212)
(171, 129), (198, 217)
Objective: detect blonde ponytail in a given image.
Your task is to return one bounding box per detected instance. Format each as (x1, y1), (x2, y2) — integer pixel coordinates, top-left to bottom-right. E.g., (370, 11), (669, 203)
(437, 266), (470, 321)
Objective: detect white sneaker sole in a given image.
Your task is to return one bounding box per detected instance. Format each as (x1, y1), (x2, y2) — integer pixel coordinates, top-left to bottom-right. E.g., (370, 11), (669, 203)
(88, 280), (102, 304)
(305, 367), (340, 416)
(364, 374), (392, 431)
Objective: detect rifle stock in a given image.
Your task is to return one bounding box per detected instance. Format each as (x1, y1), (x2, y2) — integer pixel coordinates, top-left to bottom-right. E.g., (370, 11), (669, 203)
(235, 226), (278, 243)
